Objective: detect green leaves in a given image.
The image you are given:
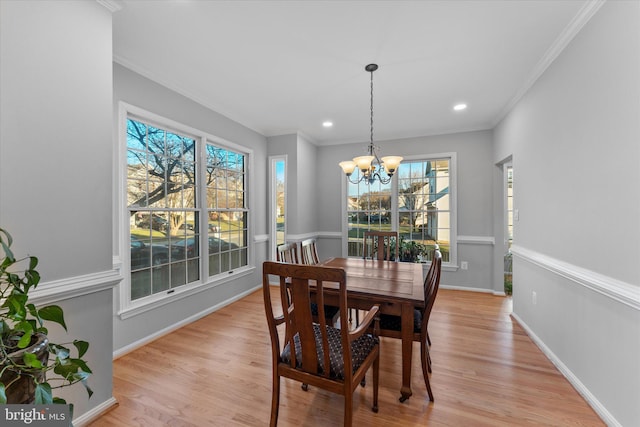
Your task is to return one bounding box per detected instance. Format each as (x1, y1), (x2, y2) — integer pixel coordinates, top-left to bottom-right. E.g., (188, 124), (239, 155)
(0, 228), (93, 406)
(22, 352), (44, 369)
(34, 382), (52, 404)
(38, 305), (67, 331)
(73, 340), (89, 358)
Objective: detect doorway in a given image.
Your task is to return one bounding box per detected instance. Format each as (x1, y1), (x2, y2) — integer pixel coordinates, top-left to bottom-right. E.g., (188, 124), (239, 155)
(504, 162), (513, 295)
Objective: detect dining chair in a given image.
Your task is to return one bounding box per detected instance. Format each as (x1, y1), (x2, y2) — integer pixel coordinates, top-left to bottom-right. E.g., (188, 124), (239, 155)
(279, 240), (340, 326)
(262, 261), (381, 427)
(363, 231), (398, 261)
(353, 231), (399, 326)
(300, 238), (320, 265)
(276, 242), (299, 264)
(375, 249), (442, 402)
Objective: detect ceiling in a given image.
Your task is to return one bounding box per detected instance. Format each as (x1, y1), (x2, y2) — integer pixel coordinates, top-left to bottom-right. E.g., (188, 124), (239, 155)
(112, 0), (594, 145)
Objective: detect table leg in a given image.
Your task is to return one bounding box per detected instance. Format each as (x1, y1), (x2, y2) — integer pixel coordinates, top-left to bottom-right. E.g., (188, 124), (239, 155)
(399, 303), (413, 402)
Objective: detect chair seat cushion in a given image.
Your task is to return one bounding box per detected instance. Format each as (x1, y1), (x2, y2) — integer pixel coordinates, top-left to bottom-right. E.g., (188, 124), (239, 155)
(378, 309), (422, 333)
(310, 303), (340, 320)
(281, 324), (378, 380)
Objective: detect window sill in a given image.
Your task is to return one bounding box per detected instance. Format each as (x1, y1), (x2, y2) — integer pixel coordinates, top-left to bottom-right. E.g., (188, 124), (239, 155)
(118, 265), (255, 320)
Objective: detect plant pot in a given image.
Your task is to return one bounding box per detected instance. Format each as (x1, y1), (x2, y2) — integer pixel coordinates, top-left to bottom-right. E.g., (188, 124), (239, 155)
(1, 332), (49, 404)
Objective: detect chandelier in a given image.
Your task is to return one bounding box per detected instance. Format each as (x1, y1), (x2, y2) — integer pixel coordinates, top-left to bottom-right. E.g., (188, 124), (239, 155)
(338, 63), (403, 185)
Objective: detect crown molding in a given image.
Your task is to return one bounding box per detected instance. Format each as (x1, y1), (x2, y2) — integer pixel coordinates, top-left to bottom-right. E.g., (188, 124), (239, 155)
(492, 0), (607, 127)
(96, 0), (123, 13)
(114, 55), (264, 136)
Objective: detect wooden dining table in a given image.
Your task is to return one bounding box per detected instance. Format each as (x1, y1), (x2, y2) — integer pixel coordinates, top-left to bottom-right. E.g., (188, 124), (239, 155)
(318, 257), (424, 402)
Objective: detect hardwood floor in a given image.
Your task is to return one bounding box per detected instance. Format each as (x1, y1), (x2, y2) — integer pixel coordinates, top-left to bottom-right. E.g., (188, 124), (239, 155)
(89, 289), (604, 426)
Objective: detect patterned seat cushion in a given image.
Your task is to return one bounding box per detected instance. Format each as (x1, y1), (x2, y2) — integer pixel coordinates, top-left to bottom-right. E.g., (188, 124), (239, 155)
(281, 324), (379, 379)
(378, 309), (422, 333)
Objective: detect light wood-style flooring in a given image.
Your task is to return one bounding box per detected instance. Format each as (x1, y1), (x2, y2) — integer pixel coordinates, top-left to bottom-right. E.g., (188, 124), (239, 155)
(89, 288), (604, 426)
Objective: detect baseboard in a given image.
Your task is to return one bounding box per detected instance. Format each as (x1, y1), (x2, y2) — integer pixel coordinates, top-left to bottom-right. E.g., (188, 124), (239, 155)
(439, 284), (504, 296)
(73, 397), (118, 426)
(113, 284), (261, 359)
(510, 313), (619, 427)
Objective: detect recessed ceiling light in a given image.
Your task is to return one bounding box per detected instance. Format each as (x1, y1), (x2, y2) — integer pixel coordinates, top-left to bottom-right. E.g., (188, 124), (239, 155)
(453, 103), (467, 111)
(322, 121), (333, 128)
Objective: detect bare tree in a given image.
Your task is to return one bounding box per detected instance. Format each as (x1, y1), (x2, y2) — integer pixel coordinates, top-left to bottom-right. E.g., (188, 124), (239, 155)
(127, 120), (228, 235)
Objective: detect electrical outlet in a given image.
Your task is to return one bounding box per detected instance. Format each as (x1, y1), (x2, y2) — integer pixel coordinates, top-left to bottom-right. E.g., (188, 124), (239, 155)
(532, 291), (537, 305)
(461, 261), (468, 270)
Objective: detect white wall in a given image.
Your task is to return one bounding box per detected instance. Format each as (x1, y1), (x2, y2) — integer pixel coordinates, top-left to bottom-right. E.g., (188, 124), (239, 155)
(494, 2), (640, 425)
(0, 0), (117, 423)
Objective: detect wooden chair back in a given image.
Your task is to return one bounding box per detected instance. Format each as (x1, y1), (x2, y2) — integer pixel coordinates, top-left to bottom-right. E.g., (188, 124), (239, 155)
(276, 242), (299, 264)
(300, 238), (320, 265)
(420, 250), (442, 335)
(262, 261), (381, 426)
(363, 231), (398, 261)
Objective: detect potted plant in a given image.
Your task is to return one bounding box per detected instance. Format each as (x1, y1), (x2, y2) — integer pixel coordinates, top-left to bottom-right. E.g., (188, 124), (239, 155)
(0, 227), (92, 407)
(398, 237), (427, 263)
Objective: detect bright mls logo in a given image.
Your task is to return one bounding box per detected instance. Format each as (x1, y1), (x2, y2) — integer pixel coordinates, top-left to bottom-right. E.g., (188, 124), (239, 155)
(2, 405), (70, 426)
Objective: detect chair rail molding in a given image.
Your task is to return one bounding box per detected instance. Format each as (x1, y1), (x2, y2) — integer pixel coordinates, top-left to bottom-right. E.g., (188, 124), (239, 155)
(317, 231), (343, 239)
(287, 231), (342, 242)
(457, 235), (495, 245)
(254, 234), (269, 243)
(511, 244), (640, 311)
(30, 269), (121, 307)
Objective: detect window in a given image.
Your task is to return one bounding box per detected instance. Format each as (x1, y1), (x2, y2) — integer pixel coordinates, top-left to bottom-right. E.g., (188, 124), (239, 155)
(269, 157), (286, 260)
(346, 176), (392, 257)
(123, 106), (250, 309)
(345, 154), (455, 264)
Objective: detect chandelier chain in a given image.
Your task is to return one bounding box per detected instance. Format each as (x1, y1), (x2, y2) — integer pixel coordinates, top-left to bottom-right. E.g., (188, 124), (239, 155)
(338, 63), (402, 185)
(370, 68), (374, 147)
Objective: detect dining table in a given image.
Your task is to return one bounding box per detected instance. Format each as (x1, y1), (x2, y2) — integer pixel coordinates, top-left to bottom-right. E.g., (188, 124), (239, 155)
(318, 257), (424, 402)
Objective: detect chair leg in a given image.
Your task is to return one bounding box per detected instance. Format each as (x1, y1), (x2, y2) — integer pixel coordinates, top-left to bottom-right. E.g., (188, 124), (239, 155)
(420, 340), (434, 402)
(270, 375), (280, 426)
(372, 352), (379, 413)
(344, 392), (353, 427)
(422, 334), (432, 374)
(427, 330), (431, 346)
(425, 374), (434, 402)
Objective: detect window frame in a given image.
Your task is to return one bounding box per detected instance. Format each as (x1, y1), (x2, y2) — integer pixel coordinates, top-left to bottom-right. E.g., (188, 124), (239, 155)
(117, 102), (254, 319)
(341, 152), (457, 267)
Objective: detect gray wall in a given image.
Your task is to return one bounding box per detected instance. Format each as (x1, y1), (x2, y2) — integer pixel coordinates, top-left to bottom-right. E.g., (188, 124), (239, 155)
(2, 1), (635, 425)
(295, 134), (319, 235)
(112, 64), (269, 353)
(494, 2), (640, 426)
(0, 0), (117, 422)
(316, 130), (498, 292)
(266, 133), (319, 246)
